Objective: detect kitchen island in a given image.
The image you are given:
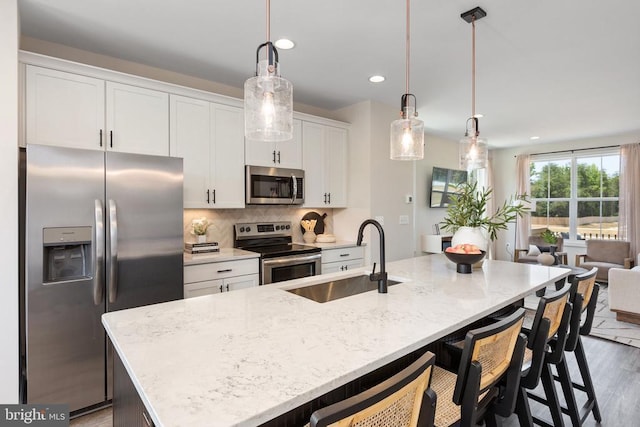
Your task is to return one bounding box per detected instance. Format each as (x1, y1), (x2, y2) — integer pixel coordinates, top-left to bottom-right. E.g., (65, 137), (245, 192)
(102, 255), (569, 427)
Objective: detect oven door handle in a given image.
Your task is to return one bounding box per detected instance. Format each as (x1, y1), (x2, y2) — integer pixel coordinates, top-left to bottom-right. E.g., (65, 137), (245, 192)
(262, 252), (321, 268)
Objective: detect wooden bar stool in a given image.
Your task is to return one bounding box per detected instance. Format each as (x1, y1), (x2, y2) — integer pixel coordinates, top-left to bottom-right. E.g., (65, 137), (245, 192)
(515, 282), (573, 427)
(554, 267), (602, 426)
(309, 351), (437, 427)
(430, 308), (527, 427)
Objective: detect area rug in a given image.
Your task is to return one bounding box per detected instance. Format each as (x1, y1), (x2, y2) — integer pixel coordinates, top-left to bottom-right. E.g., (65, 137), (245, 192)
(590, 285), (640, 348)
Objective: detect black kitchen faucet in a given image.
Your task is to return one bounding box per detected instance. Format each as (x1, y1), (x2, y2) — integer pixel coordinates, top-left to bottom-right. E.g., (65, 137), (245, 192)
(356, 219), (388, 293)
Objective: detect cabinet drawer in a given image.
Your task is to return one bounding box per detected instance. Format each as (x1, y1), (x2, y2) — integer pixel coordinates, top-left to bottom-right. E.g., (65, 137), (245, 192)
(322, 259), (364, 274)
(184, 279), (224, 298)
(184, 258), (259, 283)
(322, 246), (364, 264)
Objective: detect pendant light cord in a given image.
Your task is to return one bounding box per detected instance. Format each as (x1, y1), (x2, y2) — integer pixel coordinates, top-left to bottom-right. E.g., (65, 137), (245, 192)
(471, 16), (476, 119)
(405, 0), (410, 96)
(266, 0), (271, 42)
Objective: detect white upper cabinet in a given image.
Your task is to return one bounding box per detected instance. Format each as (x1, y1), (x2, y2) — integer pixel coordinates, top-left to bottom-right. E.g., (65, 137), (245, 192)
(170, 94), (245, 209)
(169, 95), (210, 207)
(210, 104), (245, 208)
(26, 65), (105, 150)
(105, 82), (169, 156)
(302, 122), (348, 208)
(245, 119), (302, 169)
(25, 65), (169, 156)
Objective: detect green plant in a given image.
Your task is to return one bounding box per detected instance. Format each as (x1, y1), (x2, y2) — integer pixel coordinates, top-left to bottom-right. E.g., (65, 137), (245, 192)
(440, 181), (529, 241)
(540, 228), (559, 244)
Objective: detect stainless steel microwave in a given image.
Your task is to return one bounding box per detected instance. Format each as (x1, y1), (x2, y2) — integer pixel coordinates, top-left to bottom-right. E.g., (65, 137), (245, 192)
(245, 165), (304, 205)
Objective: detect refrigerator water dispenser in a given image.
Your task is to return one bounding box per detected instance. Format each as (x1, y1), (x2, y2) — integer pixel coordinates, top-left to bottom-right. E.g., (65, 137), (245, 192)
(42, 226), (92, 283)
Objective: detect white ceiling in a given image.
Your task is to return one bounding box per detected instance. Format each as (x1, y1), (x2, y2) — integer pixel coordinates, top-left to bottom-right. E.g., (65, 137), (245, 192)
(18, 0), (640, 148)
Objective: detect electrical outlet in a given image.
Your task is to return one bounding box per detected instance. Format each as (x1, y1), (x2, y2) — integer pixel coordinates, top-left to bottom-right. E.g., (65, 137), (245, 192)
(405, 195), (413, 204)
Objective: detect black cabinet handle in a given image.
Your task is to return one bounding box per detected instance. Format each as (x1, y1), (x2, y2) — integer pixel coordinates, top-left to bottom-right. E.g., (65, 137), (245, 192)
(226, 284), (230, 292)
(340, 266), (344, 271)
(323, 193), (327, 204)
(345, 265), (348, 270)
(217, 269), (232, 273)
(206, 189), (210, 203)
(99, 129), (103, 147)
(109, 130), (113, 148)
(273, 150), (276, 164)
(213, 189), (216, 204)
(277, 151), (281, 163)
(328, 193), (331, 204)
(340, 253), (350, 257)
(219, 285), (224, 293)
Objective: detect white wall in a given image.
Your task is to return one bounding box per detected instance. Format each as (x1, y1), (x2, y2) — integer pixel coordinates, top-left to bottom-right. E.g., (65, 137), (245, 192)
(0, 0), (19, 403)
(492, 131), (640, 262)
(413, 134), (460, 255)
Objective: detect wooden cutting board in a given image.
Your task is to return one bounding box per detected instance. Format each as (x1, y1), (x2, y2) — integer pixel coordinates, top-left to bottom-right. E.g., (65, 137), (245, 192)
(300, 212), (327, 235)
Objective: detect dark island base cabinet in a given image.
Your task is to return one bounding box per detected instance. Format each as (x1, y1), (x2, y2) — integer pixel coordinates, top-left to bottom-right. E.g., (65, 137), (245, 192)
(113, 351), (154, 427)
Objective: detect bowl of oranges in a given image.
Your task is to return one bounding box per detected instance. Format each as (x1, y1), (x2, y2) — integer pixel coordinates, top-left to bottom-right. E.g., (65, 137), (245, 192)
(444, 243), (486, 274)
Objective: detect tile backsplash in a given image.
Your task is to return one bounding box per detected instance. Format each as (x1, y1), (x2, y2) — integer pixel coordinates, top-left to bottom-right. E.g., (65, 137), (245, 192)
(184, 207), (334, 247)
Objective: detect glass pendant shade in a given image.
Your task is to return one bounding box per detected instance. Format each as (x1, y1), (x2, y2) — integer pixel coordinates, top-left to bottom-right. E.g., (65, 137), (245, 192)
(244, 58), (293, 141)
(459, 134), (488, 171)
(390, 105), (424, 160)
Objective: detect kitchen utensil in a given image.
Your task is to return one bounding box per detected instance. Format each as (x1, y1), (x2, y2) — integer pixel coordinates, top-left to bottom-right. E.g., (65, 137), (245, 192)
(300, 212), (326, 235)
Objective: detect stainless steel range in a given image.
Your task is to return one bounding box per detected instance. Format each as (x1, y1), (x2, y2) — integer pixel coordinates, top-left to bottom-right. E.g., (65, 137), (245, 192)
(234, 221), (322, 284)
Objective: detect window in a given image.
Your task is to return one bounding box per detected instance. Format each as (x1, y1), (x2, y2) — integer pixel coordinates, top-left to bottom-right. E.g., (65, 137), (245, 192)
(529, 149), (620, 240)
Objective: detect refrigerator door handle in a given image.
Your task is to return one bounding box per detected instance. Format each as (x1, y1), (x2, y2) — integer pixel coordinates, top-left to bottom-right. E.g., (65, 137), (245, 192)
(93, 199), (105, 305)
(108, 199), (119, 303)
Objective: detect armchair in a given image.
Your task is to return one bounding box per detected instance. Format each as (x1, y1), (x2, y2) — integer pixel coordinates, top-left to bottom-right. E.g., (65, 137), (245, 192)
(514, 235), (566, 264)
(608, 253), (640, 324)
(575, 239), (633, 283)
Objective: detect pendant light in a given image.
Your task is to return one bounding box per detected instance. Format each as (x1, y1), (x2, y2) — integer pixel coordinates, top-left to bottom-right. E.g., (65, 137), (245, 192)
(390, 0), (424, 160)
(459, 7), (488, 171)
(244, 0), (293, 142)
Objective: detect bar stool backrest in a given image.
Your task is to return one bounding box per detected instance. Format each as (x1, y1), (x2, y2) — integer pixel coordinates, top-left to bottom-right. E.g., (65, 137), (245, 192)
(566, 267), (599, 352)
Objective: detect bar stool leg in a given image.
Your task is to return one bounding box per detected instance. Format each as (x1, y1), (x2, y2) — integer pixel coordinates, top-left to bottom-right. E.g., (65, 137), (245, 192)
(535, 364), (565, 427)
(574, 338), (602, 422)
(515, 387), (533, 427)
(556, 358), (581, 426)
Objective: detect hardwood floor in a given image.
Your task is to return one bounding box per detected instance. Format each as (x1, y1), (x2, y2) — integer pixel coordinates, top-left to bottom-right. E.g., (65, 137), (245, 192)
(69, 336), (639, 426)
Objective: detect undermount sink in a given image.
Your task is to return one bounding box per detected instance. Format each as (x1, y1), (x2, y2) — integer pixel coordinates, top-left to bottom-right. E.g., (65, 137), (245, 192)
(286, 274), (403, 303)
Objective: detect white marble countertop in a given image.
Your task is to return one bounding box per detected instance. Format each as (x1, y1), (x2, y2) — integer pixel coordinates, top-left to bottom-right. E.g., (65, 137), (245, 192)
(183, 247), (260, 266)
(102, 255), (569, 427)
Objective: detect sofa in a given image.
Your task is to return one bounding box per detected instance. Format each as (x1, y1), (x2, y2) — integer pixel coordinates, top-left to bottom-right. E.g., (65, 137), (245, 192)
(575, 239), (633, 283)
(608, 253), (640, 324)
(514, 235), (565, 264)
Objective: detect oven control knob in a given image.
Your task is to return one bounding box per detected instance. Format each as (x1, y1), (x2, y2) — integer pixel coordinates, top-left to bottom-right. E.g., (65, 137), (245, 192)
(285, 224), (291, 230)
(239, 227), (245, 233)
(246, 226), (251, 232)
(276, 225), (281, 230)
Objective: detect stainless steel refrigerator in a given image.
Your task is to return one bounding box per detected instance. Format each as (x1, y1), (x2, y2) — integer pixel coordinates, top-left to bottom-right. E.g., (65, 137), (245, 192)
(21, 144), (183, 413)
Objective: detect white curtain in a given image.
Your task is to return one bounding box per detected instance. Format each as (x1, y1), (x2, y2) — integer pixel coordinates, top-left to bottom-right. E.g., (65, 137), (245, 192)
(515, 154), (531, 254)
(619, 143), (640, 258)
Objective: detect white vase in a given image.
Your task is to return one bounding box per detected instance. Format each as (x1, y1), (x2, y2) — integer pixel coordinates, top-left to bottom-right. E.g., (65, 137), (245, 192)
(451, 226), (488, 252)
(197, 235), (207, 243)
(537, 253), (555, 266)
(303, 230), (316, 243)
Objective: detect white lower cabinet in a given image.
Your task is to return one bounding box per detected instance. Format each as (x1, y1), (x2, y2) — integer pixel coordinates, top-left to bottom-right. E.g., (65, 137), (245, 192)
(184, 258), (259, 298)
(321, 246), (364, 274)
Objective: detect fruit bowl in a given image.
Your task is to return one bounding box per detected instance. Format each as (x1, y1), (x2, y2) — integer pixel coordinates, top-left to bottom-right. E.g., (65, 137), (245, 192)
(444, 248), (486, 274)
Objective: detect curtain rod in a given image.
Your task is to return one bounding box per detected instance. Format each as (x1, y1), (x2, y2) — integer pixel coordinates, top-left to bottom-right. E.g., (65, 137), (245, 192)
(514, 144), (622, 158)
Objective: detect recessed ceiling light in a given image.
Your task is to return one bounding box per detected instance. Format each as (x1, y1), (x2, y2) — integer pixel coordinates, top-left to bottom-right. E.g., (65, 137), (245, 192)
(368, 75), (385, 83)
(530, 136), (540, 140)
(274, 39), (295, 50)
(473, 113), (484, 118)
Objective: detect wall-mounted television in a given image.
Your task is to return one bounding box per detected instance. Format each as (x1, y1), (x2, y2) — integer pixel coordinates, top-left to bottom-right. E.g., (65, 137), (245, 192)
(430, 167), (468, 208)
